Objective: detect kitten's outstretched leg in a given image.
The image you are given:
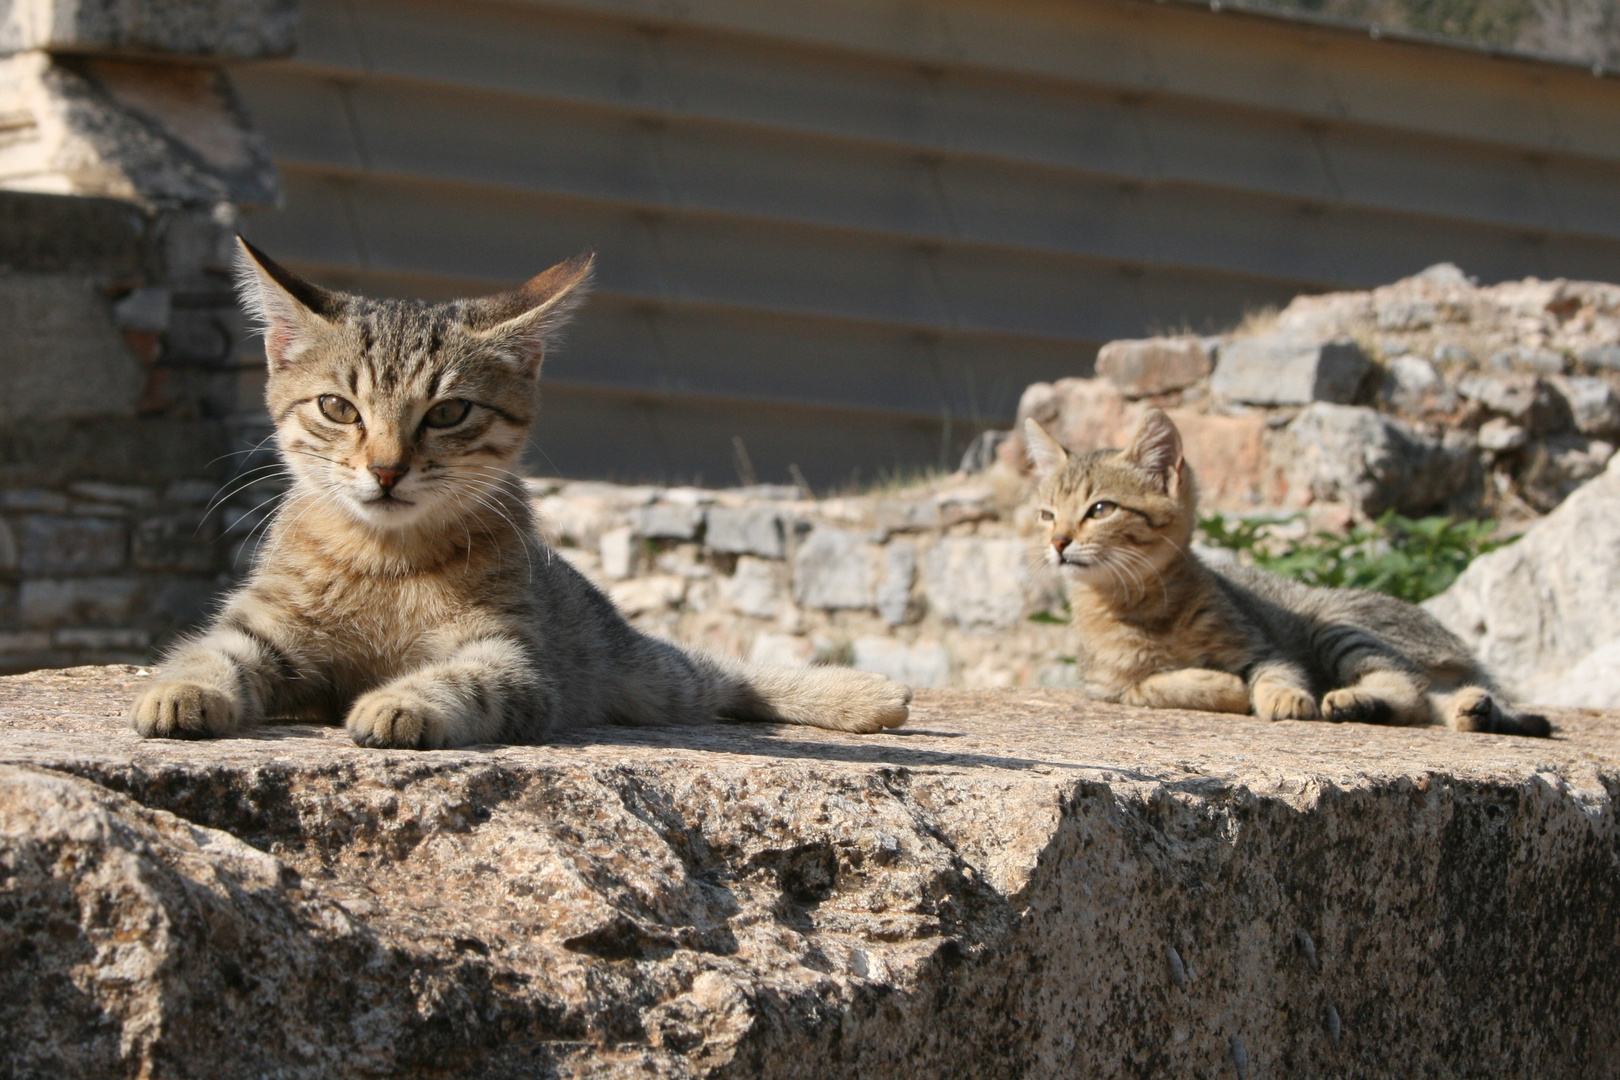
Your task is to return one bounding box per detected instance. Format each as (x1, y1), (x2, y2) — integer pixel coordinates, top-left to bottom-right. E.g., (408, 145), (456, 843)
(1322, 668), (1429, 727)
(346, 637), (544, 749)
(1249, 661), (1318, 721)
(1120, 668), (1249, 713)
(130, 616), (289, 738)
(1441, 686), (1552, 738)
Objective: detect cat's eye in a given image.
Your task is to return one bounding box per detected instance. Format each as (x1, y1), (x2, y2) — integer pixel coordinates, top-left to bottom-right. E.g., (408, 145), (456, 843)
(423, 399), (472, 428)
(1037, 508), (1055, 522)
(317, 395), (359, 424)
(1086, 501), (1117, 519)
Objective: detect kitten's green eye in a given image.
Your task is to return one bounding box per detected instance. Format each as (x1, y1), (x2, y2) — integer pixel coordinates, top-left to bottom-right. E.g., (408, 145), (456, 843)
(1037, 508), (1055, 522)
(317, 395), (359, 424)
(423, 399), (472, 428)
(1086, 501), (1117, 519)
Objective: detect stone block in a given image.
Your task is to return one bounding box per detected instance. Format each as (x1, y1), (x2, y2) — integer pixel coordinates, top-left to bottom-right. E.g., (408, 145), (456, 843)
(1379, 355), (1457, 415)
(876, 541), (916, 626)
(791, 527), (878, 611)
(1457, 374), (1569, 434)
(18, 576), (141, 627)
(705, 505), (784, 559)
(608, 575), (685, 616)
(1477, 418), (1528, 453)
(1550, 375), (1620, 438)
(1283, 404), (1474, 517)
(922, 537), (1031, 630)
(628, 503), (704, 542)
(0, 0), (297, 57)
(1095, 336), (1211, 398)
(0, 274), (143, 425)
(1519, 436), (1616, 513)
(131, 512), (216, 572)
(1210, 334), (1371, 406)
(17, 514), (125, 574)
(718, 556), (782, 619)
(0, 53), (280, 208)
(598, 526), (637, 581)
(851, 636), (950, 688)
(745, 632), (812, 668)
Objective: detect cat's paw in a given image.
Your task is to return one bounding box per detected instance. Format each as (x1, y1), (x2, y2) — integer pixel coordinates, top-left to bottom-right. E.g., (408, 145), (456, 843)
(826, 669), (912, 733)
(130, 680), (241, 739)
(1446, 687), (1550, 737)
(1322, 687), (1396, 725)
(346, 687), (455, 749)
(1253, 683), (1319, 722)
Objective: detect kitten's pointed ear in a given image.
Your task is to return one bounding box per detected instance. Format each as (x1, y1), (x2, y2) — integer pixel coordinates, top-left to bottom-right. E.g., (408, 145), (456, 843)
(1122, 408), (1184, 489)
(471, 253), (595, 375)
(1023, 418), (1068, 479)
(233, 237), (344, 370)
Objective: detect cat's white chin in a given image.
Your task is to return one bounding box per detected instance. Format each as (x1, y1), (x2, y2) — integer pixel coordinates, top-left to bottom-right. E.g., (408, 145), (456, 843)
(347, 494), (431, 529)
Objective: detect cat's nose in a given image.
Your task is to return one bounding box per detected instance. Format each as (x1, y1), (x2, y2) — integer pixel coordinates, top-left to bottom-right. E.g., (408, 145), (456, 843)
(1051, 534), (1071, 554)
(369, 463), (409, 489)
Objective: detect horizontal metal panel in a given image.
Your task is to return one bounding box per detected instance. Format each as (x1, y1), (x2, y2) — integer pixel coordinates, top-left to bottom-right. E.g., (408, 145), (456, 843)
(238, 1), (1620, 244)
(525, 0), (1620, 160)
(529, 380), (972, 487)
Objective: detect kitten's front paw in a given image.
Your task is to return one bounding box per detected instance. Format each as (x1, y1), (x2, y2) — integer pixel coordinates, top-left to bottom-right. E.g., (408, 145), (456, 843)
(130, 680), (241, 739)
(1322, 687), (1395, 725)
(1253, 684), (1318, 722)
(822, 669), (912, 733)
(346, 687), (453, 749)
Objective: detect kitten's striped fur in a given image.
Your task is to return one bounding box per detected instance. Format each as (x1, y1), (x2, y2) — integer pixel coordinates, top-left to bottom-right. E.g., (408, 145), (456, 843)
(130, 241), (910, 747)
(1025, 409), (1549, 737)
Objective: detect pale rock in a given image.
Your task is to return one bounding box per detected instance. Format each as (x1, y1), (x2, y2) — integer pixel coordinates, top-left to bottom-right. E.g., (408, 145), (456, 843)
(536, 482), (655, 549)
(1580, 344), (1620, 369)
(719, 557), (782, 620)
(705, 505), (785, 559)
(872, 498), (940, 534)
(1426, 453), (1620, 700)
(599, 526), (637, 580)
(1538, 637), (1620, 709)
(630, 502), (705, 541)
(745, 632), (811, 667)
(792, 528), (879, 611)
(609, 574), (686, 616)
(923, 537), (1031, 630)
(1519, 436), (1616, 512)
(1457, 374), (1568, 433)
(1094, 336), (1211, 398)
(1283, 404), (1474, 516)
(1375, 299), (1437, 331)
(1549, 375), (1620, 438)
(1477, 418), (1529, 453)
(654, 544), (712, 579)
(1210, 334), (1371, 406)
(851, 636), (951, 688)
(1379, 354), (1457, 415)
(876, 541), (917, 626)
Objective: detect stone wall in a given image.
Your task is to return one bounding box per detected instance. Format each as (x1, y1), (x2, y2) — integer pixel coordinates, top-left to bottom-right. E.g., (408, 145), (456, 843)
(0, 189), (259, 673)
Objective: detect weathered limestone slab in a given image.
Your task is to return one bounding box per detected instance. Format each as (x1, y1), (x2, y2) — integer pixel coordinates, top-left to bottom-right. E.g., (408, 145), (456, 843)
(3, 665), (1617, 1079)
(1094, 336), (1210, 398)
(0, 0), (295, 59)
(1211, 334), (1371, 406)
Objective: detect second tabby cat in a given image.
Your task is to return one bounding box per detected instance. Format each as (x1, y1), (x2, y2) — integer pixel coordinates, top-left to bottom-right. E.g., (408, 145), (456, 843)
(1024, 409), (1549, 737)
(129, 241), (911, 747)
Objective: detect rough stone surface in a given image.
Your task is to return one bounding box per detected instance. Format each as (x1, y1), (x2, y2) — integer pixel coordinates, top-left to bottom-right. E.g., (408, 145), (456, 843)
(1210, 334), (1370, 406)
(2, 665), (1618, 1079)
(1094, 336), (1210, 398)
(1282, 404), (1475, 517)
(704, 505), (785, 559)
(1427, 453), (1620, 706)
(0, 0), (296, 58)
(791, 527), (877, 610)
(0, 273), (144, 424)
(921, 538), (1031, 631)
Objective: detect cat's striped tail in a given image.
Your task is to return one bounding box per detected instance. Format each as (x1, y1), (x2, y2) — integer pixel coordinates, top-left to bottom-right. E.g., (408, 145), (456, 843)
(703, 655), (912, 733)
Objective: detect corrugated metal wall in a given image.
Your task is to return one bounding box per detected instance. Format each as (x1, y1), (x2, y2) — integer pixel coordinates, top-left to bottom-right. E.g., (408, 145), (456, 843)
(232, 0), (1620, 486)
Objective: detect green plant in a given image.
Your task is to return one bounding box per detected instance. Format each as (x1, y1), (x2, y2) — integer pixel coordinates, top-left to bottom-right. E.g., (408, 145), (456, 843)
(1198, 511), (1506, 604)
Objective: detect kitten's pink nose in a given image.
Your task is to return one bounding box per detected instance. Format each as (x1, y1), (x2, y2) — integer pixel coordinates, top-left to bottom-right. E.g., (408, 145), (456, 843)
(1051, 534), (1072, 554)
(369, 464), (409, 489)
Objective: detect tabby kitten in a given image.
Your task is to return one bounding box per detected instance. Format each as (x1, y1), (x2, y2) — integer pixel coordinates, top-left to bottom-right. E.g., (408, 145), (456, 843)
(1025, 409), (1549, 736)
(129, 240), (910, 747)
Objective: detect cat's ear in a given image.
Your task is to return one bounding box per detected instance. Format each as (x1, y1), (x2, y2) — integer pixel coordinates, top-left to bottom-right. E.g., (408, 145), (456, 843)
(1122, 408), (1184, 490)
(233, 237), (344, 370)
(1023, 418), (1068, 478)
(470, 253), (595, 375)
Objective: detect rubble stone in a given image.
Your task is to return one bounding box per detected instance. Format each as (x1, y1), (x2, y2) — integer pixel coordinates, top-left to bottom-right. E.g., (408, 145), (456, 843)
(1282, 404), (1473, 516)
(1210, 334), (1370, 406)
(704, 505), (785, 559)
(922, 538), (1032, 630)
(1427, 453), (1620, 704)
(792, 528), (877, 610)
(717, 557), (782, 620)
(1550, 375), (1620, 438)
(875, 542), (917, 626)
(629, 503), (705, 542)
(850, 636), (951, 688)
(1094, 336), (1210, 398)
(0, 0), (297, 58)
